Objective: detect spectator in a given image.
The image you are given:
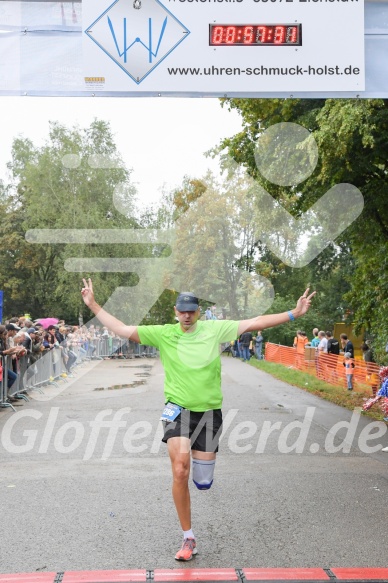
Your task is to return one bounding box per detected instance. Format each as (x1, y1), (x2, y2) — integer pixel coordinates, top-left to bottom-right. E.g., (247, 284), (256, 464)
(20, 329), (32, 352)
(43, 325), (58, 349)
(310, 328), (320, 348)
(340, 334), (354, 358)
(23, 328), (41, 382)
(240, 330), (253, 362)
(317, 331), (328, 379)
(0, 325), (18, 394)
(326, 331), (340, 355)
(43, 325), (61, 376)
(361, 342), (378, 396)
(6, 322), (20, 334)
(361, 341), (374, 363)
(59, 326), (78, 374)
(294, 330), (308, 369)
(254, 330), (264, 360)
(232, 337), (240, 358)
(317, 331), (328, 353)
(29, 328), (44, 363)
(293, 330), (301, 348)
(13, 332), (27, 356)
(55, 326), (65, 345)
(5, 323), (20, 374)
(343, 352), (355, 391)
(86, 325), (97, 358)
(326, 331), (340, 382)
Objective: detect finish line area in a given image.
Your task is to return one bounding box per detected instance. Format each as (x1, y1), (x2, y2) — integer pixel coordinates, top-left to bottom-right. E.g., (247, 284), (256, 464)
(1, 361), (388, 577)
(2, 568), (388, 583)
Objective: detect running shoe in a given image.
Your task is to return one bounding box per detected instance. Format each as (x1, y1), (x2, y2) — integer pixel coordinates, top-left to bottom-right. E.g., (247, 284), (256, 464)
(175, 538), (197, 561)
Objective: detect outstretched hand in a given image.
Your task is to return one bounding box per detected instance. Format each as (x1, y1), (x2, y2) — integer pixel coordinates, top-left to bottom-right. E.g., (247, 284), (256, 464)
(295, 288), (316, 317)
(81, 278), (95, 307)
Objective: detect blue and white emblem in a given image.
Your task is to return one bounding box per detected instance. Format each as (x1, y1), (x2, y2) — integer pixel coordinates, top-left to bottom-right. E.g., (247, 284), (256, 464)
(85, 0), (190, 84)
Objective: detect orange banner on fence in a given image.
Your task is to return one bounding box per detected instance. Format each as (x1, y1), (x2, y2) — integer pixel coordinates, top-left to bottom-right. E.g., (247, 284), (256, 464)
(264, 343), (380, 395)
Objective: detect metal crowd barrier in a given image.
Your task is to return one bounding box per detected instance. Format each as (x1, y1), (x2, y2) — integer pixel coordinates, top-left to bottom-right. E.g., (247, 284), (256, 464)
(82, 337), (158, 359)
(25, 347), (67, 391)
(0, 355), (15, 411)
(0, 339), (158, 412)
(0, 348), (85, 412)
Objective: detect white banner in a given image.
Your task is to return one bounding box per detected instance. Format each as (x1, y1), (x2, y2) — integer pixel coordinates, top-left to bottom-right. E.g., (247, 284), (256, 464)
(83, 0), (365, 92)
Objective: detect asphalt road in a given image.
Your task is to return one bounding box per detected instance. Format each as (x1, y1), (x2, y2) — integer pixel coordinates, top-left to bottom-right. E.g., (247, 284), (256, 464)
(0, 355), (387, 574)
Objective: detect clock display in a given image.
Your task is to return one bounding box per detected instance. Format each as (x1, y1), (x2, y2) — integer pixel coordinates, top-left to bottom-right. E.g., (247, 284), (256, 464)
(209, 24), (302, 46)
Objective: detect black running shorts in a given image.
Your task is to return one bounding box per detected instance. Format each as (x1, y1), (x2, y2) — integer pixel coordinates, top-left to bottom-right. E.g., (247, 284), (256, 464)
(162, 408), (223, 453)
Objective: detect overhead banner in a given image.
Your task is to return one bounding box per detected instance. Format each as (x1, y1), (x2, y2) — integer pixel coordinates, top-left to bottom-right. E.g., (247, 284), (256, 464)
(83, 0), (365, 92)
(0, 0), (372, 96)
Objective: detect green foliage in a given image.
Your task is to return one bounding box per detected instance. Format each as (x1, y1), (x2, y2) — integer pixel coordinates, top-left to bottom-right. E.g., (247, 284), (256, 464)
(262, 293), (321, 346)
(0, 120), (141, 322)
(2, 98), (388, 354)
(141, 289), (177, 325)
(215, 97), (388, 362)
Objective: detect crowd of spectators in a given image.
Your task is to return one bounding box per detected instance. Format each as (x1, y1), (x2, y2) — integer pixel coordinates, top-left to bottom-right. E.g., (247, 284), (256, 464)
(0, 316), (141, 406)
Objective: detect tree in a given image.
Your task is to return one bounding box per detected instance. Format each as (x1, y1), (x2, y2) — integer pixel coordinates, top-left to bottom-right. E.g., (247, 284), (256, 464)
(213, 98), (388, 357)
(0, 120), (141, 322)
(167, 170), (274, 319)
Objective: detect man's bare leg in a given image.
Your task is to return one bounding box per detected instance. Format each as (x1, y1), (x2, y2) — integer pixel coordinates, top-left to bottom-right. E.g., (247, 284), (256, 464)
(167, 439), (217, 530)
(168, 436), (192, 530)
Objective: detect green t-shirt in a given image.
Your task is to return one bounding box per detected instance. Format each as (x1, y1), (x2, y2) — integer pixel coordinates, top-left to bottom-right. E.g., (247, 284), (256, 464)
(137, 319), (239, 412)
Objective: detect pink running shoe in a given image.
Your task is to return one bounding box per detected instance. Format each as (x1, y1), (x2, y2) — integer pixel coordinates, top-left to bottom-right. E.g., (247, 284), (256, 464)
(175, 538), (198, 561)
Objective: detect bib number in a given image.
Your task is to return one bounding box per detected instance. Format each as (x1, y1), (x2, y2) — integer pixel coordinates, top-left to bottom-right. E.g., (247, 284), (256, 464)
(160, 403), (182, 422)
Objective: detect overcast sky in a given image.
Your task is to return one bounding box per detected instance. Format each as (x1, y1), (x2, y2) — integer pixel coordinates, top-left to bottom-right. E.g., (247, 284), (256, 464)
(0, 97), (243, 210)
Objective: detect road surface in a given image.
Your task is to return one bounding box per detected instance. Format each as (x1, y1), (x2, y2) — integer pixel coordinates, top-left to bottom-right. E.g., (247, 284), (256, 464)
(0, 356), (387, 573)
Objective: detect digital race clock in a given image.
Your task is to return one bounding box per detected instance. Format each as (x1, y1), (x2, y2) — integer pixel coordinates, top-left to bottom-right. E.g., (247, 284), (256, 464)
(209, 24), (302, 46)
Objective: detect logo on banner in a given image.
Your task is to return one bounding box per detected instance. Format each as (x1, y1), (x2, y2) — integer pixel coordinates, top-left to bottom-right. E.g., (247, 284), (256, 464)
(85, 0), (190, 84)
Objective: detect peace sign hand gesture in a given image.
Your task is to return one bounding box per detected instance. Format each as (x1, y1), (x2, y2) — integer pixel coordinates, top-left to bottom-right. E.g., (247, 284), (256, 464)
(81, 278), (95, 308)
(295, 288), (316, 317)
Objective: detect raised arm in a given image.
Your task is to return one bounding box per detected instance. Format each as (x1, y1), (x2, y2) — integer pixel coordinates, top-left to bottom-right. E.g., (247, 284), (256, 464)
(81, 278), (140, 343)
(237, 288), (316, 336)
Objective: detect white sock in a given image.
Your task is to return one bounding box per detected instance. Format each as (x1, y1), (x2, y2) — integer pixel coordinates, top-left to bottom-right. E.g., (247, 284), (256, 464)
(183, 529), (195, 540)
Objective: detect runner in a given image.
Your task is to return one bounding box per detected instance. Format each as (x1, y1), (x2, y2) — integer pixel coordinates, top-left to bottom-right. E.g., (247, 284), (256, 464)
(81, 279), (315, 561)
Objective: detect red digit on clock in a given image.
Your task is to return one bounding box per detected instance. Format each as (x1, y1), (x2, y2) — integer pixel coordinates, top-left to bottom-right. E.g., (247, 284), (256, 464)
(256, 26), (267, 43)
(288, 26), (298, 43)
(243, 26), (254, 44)
(212, 26), (224, 44)
(225, 26), (236, 44)
(274, 26), (285, 44)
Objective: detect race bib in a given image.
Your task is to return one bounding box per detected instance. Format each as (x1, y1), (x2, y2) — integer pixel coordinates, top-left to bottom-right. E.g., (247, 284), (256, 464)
(160, 402), (182, 422)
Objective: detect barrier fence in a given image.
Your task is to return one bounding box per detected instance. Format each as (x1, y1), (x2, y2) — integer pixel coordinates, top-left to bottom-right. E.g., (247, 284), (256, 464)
(0, 340), (158, 412)
(85, 337), (158, 360)
(265, 342), (380, 395)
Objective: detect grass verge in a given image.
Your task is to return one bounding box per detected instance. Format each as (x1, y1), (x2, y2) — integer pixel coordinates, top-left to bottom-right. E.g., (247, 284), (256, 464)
(246, 358), (386, 423)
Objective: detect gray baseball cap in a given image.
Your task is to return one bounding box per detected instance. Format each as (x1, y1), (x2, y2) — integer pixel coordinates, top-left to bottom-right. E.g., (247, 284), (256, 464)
(176, 292), (199, 312)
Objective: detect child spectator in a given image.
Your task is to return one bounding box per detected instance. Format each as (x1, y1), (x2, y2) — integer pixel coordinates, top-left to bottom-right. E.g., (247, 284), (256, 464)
(294, 330), (309, 369)
(343, 352), (355, 391)
(310, 328), (320, 347)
